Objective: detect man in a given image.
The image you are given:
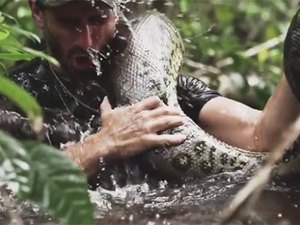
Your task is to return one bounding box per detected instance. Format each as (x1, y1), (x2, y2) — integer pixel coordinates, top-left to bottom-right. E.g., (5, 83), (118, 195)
(2, 0), (300, 187)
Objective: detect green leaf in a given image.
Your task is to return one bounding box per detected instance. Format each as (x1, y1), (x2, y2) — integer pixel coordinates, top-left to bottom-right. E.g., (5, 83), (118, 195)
(22, 141), (95, 225)
(0, 131), (31, 193)
(0, 11), (19, 26)
(179, 0), (189, 13)
(0, 27), (9, 40)
(0, 131), (95, 225)
(23, 47), (60, 67)
(258, 49), (269, 63)
(3, 23), (40, 43)
(0, 34), (22, 48)
(0, 75), (42, 131)
(0, 52), (34, 61)
(0, 62), (7, 74)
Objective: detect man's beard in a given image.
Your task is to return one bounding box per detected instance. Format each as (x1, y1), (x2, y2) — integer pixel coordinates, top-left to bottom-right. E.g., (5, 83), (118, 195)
(44, 31), (103, 80)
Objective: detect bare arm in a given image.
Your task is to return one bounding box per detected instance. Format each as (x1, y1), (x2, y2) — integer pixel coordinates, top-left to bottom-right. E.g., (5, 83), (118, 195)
(199, 76), (300, 152)
(200, 9), (300, 151)
(64, 96), (186, 177)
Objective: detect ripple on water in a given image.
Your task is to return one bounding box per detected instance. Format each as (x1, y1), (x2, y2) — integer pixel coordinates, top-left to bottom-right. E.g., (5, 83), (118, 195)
(1, 170), (300, 224)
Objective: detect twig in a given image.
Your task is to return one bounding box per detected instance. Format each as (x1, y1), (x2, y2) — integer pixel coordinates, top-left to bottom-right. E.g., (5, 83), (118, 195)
(219, 118), (300, 224)
(216, 34), (285, 68)
(241, 34), (285, 58)
(184, 34), (285, 78)
(184, 59), (221, 75)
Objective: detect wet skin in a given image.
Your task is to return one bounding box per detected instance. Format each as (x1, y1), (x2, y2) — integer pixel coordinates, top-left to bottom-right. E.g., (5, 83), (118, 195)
(33, 1), (118, 80)
(28, 1), (189, 178)
(14, 1), (299, 182)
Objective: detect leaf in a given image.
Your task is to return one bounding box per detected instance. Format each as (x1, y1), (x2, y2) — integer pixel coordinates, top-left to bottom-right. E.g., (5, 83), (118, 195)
(22, 141), (95, 225)
(0, 62), (7, 74)
(0, 131), (95, 225)
(0, 75), (42, 131)
(3, 23), (40, 43)
(179, 0), (190, 13)
(0, 34), (22, 48)
(0, 27), (9, 40)
(0, 131), (30, 193)
(0, 52), (35, 61)
(23, 47), (60, 67)
(0, 11), (19, 26)
(258, 49), (269, 63)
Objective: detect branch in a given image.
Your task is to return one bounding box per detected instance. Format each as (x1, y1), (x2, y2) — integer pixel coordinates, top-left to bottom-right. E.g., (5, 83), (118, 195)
(217, 34), (285, 68)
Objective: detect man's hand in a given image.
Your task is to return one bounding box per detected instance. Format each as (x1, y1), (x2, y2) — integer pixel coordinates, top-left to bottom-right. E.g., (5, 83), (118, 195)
(100, 96), (187, 159)
(64, 96), (186, 177)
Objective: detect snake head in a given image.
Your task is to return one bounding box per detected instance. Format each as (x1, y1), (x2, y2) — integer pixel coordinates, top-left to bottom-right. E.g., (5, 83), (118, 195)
(109, 21), (131, 55)
(109, 33), (128, 55)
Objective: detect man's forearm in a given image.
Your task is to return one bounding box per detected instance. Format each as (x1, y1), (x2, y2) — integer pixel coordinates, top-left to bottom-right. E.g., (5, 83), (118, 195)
(197, 78), (300, 152)
(254, 77), (300, 151)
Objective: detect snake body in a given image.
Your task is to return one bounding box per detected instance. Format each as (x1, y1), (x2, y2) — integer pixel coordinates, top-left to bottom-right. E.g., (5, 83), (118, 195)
(111, 12), (298, 179)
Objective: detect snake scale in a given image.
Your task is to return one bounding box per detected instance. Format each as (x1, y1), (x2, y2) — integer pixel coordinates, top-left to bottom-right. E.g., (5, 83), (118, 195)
(111, 11), (298, 179)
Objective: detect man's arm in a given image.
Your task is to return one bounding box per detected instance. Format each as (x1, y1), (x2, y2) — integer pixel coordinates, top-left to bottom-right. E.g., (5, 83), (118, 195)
(199, 9), (300, 152)
(63, 96), (187, 177)
(199, 76), (300, 151)
(177, 74), (262, 151)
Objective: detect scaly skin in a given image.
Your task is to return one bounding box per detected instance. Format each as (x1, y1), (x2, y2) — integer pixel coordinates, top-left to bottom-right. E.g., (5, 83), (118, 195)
(111, 12), (268, 180)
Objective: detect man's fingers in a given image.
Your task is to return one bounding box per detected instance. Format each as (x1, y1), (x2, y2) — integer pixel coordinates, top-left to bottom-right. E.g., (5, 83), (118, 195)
(145, 106), (184, 119)
(133, 96), (164, 112)
(145, 133), (187, 148)
(147, 115), (186, 133)
(100, 96), (112, 117)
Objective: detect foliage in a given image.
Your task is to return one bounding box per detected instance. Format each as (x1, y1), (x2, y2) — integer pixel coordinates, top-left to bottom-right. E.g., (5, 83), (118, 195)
(0, 131), (95, 225)
(173, 0), (296, 108)
(0, 0), (298, 223)
(0, 7), (95, 225)
(0, 9), (59, 127)
(1, 0), (298, 109)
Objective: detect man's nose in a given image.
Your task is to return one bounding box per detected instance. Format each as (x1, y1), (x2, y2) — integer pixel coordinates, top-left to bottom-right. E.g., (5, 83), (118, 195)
(77, 24), (94, 49)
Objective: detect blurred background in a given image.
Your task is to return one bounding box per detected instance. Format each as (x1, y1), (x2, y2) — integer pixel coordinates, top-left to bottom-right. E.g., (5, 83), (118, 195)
(1, 0), (299, 108)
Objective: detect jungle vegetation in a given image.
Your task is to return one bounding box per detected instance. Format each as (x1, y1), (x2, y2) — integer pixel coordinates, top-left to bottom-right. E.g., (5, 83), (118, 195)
(0, 0), (298, 224)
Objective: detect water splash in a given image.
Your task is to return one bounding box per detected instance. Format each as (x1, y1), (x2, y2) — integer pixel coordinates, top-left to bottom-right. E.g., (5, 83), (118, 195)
(1, 171), (300, 224)
(87, 48), (104, 77)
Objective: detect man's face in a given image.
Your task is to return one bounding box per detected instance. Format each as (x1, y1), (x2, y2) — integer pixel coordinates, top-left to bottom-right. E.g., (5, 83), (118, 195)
(35, 1), (117, 77)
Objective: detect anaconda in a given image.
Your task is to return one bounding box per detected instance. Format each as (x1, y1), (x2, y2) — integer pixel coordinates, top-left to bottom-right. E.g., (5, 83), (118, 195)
(111, 11), (299, 179)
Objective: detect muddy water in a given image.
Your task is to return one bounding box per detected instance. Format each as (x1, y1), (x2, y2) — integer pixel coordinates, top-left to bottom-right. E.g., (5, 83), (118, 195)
(91, 172), (300, 225)
(8, 177), (294, 225)
(5, 171), (299, 225)
(1, 1), (299, 225)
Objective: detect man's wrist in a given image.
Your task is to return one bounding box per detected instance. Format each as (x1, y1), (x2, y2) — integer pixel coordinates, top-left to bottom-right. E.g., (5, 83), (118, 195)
(63, 131), (114, 177)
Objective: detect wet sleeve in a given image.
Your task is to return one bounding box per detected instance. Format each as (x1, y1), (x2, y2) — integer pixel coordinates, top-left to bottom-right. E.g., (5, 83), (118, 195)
(176, 74), (221, 124)
(0, 98), (83, 148)
(0, 107), (38, 139)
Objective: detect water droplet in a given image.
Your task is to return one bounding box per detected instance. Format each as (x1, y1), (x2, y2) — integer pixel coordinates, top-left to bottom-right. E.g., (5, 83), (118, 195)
(129, 214), (134, 221)
(75, 27), (82, 33)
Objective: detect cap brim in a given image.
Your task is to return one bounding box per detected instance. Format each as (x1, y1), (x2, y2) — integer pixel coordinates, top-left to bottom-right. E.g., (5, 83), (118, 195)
(38, 0), (114, 8)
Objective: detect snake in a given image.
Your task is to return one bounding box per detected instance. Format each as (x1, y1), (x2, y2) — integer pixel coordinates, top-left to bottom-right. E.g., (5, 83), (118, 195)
(110, 11), (275, 180)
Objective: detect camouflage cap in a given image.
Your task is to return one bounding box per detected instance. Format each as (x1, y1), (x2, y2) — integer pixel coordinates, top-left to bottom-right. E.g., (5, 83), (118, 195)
(36, 0), (115, 8)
